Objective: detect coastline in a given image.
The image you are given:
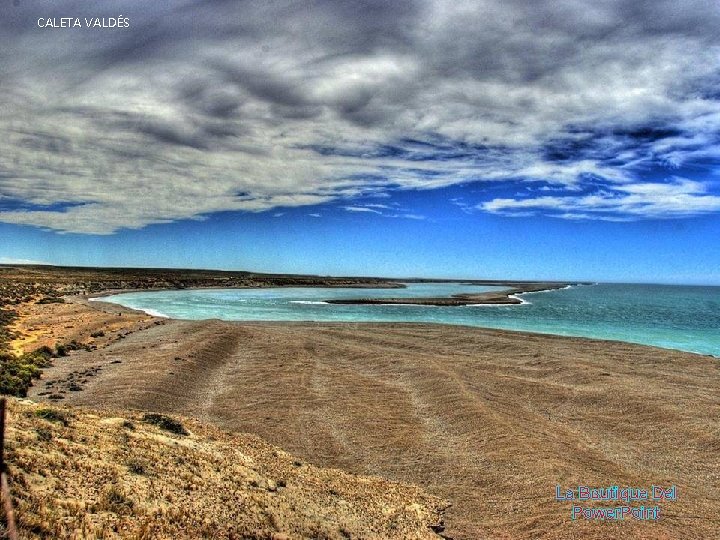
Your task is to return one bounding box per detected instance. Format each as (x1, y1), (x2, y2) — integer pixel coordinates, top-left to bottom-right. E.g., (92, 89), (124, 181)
(93, 281), (578, 312)
(90, 290), (720, 359)
(2, 266), (719, 538)
(83, 282), (408, 301)
(324, 282), (578, 306)
(23, 304), (720, 539)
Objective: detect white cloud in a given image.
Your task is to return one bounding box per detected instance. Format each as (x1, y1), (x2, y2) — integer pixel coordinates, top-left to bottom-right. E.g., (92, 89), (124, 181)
(0, 257), (51, 265)
(386, 213), (425, 220)
(480, 178), (720, 220)
(344, 206), (382, 214)
(0, 0), (719, 232)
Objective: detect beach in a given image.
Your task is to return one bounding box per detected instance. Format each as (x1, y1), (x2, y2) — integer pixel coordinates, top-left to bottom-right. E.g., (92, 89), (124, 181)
(5, 1), (720, 537)
(14, 290), (720, 539)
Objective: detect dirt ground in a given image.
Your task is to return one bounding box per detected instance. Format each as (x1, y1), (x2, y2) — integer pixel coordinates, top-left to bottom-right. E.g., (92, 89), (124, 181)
(6, 398), (446, 539)
(22, 298), (720, 539)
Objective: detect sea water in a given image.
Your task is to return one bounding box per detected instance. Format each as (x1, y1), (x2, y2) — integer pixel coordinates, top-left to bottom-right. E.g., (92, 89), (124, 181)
(100, 283), (720, 357)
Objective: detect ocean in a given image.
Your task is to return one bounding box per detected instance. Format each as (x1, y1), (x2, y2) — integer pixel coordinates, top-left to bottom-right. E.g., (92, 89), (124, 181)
(99, 283), (720, 357)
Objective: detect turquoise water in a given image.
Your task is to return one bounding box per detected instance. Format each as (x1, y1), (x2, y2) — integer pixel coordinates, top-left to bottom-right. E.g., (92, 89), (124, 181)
(100, 283), (720, 357)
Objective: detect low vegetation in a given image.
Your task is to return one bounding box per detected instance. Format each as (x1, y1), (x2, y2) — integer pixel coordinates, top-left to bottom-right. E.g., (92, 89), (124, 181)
(0, 341), (96, 397)
(53, 340), (90, 358)
(35, 296), (65, 305)
(0, 276), (101, 396)
(0, 280), (61, 396)
(4, 399), (447, 539)
(34, 407), (72, 426)
(0, 304), (19, 355)
(0, 349), (53, 397)
(141, 413), (188, 436)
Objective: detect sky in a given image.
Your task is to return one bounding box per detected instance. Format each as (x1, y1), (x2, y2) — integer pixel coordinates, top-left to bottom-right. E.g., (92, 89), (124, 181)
(1, 0), (720, 284)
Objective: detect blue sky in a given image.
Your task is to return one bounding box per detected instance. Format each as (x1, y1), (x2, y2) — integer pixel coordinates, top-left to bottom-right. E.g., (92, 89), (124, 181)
(2, 1), (720, 284)
(3, 182), (719, 284)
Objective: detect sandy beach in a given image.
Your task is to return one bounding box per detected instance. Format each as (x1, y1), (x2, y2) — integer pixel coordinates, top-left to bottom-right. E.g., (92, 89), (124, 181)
(5, 1), (720, 537)
(16, 293), (720, 539)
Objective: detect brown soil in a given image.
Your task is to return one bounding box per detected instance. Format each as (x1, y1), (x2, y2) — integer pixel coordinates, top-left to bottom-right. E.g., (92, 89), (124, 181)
(23, 298), (720, 539)
(8, 296), (155, 356)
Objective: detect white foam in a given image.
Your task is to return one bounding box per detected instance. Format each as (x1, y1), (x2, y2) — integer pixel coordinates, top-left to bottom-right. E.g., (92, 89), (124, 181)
(511, 283), (578, 302)
(466, 294), (531, 307)
(519, 285), (570, 296)
(465, 285), (579, 306)
(289, 300), (329, 305)
(90, 295), (169, 318)
(140, 308), (170, 318)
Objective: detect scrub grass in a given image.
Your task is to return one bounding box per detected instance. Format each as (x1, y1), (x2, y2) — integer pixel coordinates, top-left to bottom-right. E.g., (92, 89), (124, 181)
(3, 399), (446, 539)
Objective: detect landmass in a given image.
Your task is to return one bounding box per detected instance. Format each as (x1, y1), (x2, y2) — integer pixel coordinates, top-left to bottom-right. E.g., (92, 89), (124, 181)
(325, 282), (581, 306)
(1, 264), (718, 539)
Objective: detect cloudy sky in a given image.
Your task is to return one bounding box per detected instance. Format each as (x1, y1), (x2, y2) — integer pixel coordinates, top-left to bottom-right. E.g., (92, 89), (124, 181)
(1, 0), (720, 282)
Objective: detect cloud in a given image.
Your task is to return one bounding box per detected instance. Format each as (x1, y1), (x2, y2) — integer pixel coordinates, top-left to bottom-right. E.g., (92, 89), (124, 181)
(344, 206), (382, 214)
(1, 0), (720, 233)
(0, 257), (51, 265)
(343, 203), (423, 219)
(386, 213), (425, 220)
(481, 178), (720, 220)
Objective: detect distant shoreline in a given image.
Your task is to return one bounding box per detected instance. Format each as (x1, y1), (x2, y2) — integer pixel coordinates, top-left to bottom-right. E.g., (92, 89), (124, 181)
(88, 282), (582, 319)
(77, 276), (585, 308)
(325, 282), (582, 306)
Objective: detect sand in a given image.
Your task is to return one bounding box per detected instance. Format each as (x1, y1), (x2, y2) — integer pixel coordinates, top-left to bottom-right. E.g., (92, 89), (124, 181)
(21, 297), (720, 539)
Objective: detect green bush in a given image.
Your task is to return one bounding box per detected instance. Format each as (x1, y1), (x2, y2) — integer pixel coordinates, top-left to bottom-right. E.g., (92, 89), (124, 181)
(35, 345), (55, 358)
(34, 407), (71, 426)
(142, 413), (188, 436)
(0, 347), (55, 397)
(103, 486), (134, 513)
(54, 340), (85, 357)
(127, 459), (147, 475)
(36, 297), (65, 304)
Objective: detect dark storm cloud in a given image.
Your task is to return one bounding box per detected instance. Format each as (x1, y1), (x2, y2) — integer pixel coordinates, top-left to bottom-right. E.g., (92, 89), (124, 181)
(1, 0), (720, 233)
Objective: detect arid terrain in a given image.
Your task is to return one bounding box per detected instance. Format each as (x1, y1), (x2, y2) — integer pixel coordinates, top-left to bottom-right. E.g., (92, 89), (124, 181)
(1, 265), (719, 538)
(5, 398), (446, 539)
